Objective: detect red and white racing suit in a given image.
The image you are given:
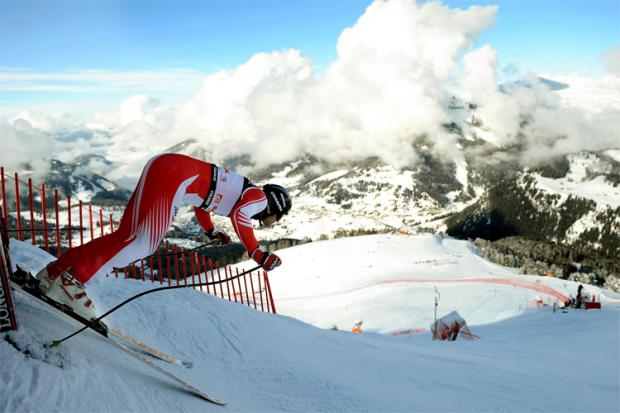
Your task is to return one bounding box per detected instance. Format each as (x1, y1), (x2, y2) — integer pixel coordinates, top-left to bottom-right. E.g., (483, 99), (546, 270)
(48, 153), (267, 285)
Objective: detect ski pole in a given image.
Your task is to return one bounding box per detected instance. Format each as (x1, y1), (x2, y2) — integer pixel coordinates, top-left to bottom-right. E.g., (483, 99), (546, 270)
(50, 264), (262, 347)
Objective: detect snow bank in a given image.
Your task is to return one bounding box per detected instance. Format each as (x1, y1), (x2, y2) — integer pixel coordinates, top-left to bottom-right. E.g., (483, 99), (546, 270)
(1, 237), (618, 412)
(262, 234), (613, 333)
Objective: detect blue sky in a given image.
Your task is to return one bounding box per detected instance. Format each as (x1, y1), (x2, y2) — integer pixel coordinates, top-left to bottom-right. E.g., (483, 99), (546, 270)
(446, 0), (619, 76)
(1, 0), (618, 115)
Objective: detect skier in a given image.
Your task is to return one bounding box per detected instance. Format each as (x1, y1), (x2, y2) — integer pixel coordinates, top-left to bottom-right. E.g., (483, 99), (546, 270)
(351, 320), (363, 333)
(575, 284), (584, 308)
(33, 153), (292, 321)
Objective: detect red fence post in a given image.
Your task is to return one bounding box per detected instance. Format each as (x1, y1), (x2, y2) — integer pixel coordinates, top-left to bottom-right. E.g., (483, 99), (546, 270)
(166, 241), (172, 285)
(235, 268), (244, 304)
(225, 266), (234, 302)
(190, 252), (202, 291)
(212, 260), (219, 297)
(173, 244), (179, 284)
(242, 269), (251, 307)
(14, 173), (22, 241)
(1, 167), (8, 230)
(28, 178), (35, 245)
(109, 213), (114, 233)
(226, 267), (236, 303)
(157, 246), (163, 284)
(67, 195), (72, 249)
(54, 189), (61, 255)
(204, 257), (212, 295)
(236, 268), (247, 304)
(193, 253), (201, 291)
(258, 271), (264, 312)
(88, 204), (94, 241)
(148, 256), (154, 282)
(249, 270), (257, 310)
(263, 272), (277, 314)
(99, 209), (104, 237)
(202, 257), (209, 294)
(41, 184), (49, 252)
(79, 200), (84, 246)
(165, 241), (172, 285)
(181, 247), (187, 285)
(215, 262), (224, 299)
(185, 249), (191, 287)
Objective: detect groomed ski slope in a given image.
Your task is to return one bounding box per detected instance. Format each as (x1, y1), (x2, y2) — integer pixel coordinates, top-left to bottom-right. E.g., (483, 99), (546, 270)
(268, 234), (603, 333)
(2, 234), (619, 412)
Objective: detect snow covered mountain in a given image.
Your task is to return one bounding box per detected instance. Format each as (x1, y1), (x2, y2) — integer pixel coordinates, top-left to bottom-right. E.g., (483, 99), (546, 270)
(447, 152), (620, 251)
(45, 155), (131, 205)
(3, 74), (619, 290)
(14, 141), (619, 291)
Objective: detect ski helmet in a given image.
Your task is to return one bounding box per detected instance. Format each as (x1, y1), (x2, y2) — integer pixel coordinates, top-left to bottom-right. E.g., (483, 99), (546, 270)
(262, 184), (292, 221)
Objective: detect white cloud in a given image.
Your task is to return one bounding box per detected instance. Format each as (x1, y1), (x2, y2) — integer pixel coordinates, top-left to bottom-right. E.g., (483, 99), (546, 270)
(171, 0), (499, 168)
(1, 0), (618, 184)
(460, 45), (620, 166)
(602, 46), (620, 76)
(0, 119), (54, 179)
(0, 68), (205, 93)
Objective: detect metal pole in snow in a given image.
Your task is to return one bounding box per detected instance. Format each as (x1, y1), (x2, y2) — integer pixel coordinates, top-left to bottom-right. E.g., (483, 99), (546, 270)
(433, 286), (440, 340)
(28, 178), (35, 245)
(14, 173), (22, 241)
(41, 184), (49, 252)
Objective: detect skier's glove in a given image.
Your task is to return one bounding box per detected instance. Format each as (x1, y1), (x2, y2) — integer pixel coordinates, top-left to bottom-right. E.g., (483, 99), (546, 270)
(205, 228), (231, 246)
(251, 247), (282, 272)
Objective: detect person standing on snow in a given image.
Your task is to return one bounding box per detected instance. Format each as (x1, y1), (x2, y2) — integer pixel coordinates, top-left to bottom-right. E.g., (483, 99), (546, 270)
(33, 153), (292, 321)
(352, 320), (363, 333)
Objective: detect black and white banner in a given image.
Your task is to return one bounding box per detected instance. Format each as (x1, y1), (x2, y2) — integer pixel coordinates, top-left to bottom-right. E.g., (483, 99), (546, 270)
(0, 211), (17, 332)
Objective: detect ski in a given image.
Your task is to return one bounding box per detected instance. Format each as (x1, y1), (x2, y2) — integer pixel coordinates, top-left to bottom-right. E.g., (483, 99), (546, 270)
(10, 267), (192, 369)
(9, 277), (226, 405)
(101, 334), (226, 405)
(109, 327), (193, 369)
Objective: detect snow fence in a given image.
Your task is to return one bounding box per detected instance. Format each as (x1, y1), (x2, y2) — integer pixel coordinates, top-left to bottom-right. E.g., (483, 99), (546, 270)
(0, 166), (276, 313)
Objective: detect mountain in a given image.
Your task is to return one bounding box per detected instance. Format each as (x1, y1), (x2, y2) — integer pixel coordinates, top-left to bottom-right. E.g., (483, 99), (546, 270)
(248, 149), (619, 290)
(445, 151), (620, 247)
(499, 77), (570, 93)
(28, 142), (619, 291)
(7, 76), (617, 291)
(45, 155), (131, 205)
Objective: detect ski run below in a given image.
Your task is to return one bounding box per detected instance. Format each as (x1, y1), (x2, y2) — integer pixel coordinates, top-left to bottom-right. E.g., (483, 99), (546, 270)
(2, 234), (619, 412)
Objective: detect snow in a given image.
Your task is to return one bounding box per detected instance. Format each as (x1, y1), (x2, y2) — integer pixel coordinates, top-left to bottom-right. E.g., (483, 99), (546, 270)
(536, 174), (620, 208)
(605, 149), (620, 163)
(531, 153), (620, 209)
(548, 74), (620, 113)
(267, 234), (617, 332)
(308, 169), (349, 184)
(2, 235), (619, 412)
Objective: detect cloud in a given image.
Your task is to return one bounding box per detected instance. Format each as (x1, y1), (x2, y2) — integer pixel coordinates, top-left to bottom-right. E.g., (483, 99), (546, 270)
(602, 46), (620, 76)
(0, 118), (55, 179)
(1, 0), (619, 185)
(460, 45), (620, 166)
(0, 68), (205, 93)
(172, 0), (498, 168)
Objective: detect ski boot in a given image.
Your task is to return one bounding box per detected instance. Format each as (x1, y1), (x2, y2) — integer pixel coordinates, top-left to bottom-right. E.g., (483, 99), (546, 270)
(36, 266), (107, 335)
